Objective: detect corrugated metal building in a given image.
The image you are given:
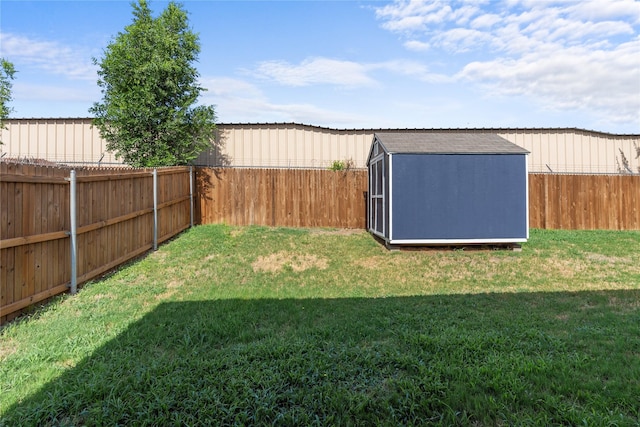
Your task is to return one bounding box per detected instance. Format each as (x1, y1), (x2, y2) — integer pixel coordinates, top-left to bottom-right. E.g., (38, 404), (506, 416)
(1, 118), (119, 166)
(1, 118), (638, 173)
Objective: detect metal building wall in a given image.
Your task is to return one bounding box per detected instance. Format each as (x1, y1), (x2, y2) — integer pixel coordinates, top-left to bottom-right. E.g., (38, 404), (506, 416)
(1, 118), (120, 166)
(194, 123), (373, 168)
(496, 129), (640, 174)
(2, 119), (638, 173)
(161, 125), (640, 172)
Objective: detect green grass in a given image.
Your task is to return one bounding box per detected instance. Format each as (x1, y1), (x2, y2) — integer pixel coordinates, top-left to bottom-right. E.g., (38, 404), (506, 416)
(1, 225), (639, 426)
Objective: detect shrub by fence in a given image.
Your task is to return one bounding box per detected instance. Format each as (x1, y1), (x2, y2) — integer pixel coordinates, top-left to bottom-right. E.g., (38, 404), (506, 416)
(1, 163), (193, 322)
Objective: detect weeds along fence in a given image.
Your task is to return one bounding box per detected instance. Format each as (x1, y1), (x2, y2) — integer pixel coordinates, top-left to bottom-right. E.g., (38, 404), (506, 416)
(1, 162), (193, 322)
(196, 168), (640, 231)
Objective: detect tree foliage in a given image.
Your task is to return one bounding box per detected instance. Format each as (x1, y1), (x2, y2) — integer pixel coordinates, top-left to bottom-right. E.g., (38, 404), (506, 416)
(0, 58), (16, 143)
(90, 0), (216, 167)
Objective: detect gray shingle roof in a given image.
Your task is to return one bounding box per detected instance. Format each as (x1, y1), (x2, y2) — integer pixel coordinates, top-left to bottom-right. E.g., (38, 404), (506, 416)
(374, 132), (530, 154)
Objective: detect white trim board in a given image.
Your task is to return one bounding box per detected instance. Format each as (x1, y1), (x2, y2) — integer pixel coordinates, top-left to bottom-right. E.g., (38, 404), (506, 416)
(389, 237), (528, 245)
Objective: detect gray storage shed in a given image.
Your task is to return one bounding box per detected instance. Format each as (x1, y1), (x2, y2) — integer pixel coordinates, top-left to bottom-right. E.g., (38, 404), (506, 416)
(367, 132), (529, 246)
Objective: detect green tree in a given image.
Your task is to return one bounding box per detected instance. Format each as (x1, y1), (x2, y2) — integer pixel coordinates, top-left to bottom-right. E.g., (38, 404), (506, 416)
(0, 58), (16, 144)
(90, 0), (216, 167)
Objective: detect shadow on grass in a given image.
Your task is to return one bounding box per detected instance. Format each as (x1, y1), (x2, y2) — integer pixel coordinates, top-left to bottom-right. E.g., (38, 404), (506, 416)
(3, 291), (640, 426)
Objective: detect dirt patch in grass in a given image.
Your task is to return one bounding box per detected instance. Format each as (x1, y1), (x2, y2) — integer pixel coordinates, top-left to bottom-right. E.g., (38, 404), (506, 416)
(308, 228), (365, 237)
(56, 359), (76, 369)
(354, 252), (596, 286)
(150, 251), (168, 262)
(585, 253), (632, 264)
(607, 296), (640, 310)
(92, 293), (116, 301)
(230, 228), (245, 238)
(0, 338), (18, 361)
(354, 257), (381, 269)
(252, 251), (329, 273)
(538, 257), (588, 278)
(353, 254), (418, 269)
(155, 280), (182, 301)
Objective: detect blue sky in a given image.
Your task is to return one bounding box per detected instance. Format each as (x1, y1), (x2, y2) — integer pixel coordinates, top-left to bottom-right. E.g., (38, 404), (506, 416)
(1, 0), (639, 133)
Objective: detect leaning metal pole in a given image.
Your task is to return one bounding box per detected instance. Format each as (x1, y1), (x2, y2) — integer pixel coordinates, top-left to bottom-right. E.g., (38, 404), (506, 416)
(153, 168), (158, 251)
(189, 166), (194, 228)
(69, 169), (77, 295)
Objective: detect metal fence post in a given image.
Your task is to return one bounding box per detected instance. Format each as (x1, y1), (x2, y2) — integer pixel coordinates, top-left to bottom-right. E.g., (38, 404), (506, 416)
(69, 169), (77, 294)
(153, 168), (158, 251)
(189, 166), (194, 228)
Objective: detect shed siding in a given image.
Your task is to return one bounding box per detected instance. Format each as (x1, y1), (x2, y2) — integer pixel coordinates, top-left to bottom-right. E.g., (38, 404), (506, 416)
(390, 154), (528, 241)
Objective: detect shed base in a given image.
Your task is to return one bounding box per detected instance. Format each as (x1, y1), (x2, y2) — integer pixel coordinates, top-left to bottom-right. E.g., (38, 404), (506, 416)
(385, 243), (523, 252)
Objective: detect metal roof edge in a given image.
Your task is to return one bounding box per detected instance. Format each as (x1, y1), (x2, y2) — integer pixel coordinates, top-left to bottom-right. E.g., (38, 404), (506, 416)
(5, 118), (639, 138)
(216, 122), (640, 137)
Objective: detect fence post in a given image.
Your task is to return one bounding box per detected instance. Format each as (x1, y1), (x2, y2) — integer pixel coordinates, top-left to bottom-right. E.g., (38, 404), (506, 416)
(153, 168), (158, 251)
(189, 166), (194, 228)
(69, 169), (77, 295)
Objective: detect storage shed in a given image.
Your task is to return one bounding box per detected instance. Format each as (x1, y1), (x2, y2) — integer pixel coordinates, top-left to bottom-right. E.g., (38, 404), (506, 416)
(367, 132), (529, 246)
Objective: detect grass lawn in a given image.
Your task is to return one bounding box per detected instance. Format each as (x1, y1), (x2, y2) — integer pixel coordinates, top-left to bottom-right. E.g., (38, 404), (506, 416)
(1, 225), (639, 426)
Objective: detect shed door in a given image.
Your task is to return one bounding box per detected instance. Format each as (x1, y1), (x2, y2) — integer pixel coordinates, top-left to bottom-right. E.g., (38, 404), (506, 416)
(369, 156), (385, 236)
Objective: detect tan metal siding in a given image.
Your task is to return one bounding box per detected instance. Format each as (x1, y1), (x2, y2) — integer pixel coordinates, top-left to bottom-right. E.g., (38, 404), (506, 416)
(1, 118), (119, 165)
(204, 124), (373, 169)
(496, 130), (639, 174)
(2, 119), (638, 173)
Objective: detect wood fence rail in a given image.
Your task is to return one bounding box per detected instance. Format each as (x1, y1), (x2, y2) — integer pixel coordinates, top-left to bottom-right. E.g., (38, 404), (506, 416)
(195, 168), (369, 229)
(528, 174), (640, 230)
(196, 168), (640, 231)
(2, 165), (639, 321)
(1, 163), (193, 322)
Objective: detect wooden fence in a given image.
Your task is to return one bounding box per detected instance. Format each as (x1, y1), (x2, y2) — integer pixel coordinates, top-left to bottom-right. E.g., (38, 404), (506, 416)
(196, 168), (640, 231)
(196, 168), (368, 228)
(2, 165), (638, 321)
(528, 173), (640, 230)
(1, 163), (192, 322)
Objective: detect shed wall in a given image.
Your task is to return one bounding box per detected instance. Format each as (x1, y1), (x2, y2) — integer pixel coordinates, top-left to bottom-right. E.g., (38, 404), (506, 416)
(390, 154), (528, 241)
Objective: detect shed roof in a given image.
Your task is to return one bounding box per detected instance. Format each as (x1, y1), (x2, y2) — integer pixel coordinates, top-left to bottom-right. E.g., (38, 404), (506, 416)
(374, 132), (529, 155)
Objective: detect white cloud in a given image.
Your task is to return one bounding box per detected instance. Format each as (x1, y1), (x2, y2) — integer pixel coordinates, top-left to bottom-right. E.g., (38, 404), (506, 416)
(374, 0), (640, 126)
(14, 82), (99, 102)
(202, 77), (265, 101)
(251, 57), (447, 87)
(253, 58), (377, 88)
(565, 0), (640, 23)
(0, 32), (97, 81)
(451, 4), (481, 25)
(404, 40), (431, 51)
(199, 77), (367, 125)
(458, 37), (640, 124)
(372, 59), (429, 76)
(470, 13), (501, 29)
(376, 1), (453, 32)
(434, 28), (494, 52)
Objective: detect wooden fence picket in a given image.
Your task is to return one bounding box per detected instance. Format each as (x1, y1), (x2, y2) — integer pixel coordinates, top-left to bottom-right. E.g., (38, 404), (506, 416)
(1, 163), (192, 322)
(2, 163), (639, 322)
